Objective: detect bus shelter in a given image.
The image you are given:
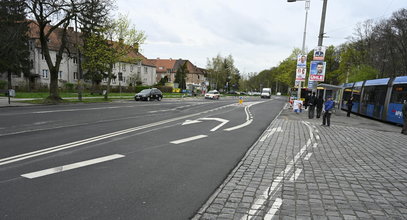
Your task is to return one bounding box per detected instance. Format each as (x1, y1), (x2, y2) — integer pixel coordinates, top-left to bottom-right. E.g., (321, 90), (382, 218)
(317, 83), (345, 109)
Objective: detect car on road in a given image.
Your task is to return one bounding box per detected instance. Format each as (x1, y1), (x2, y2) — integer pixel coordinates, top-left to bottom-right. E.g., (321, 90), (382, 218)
(135, 88), (163, 101)
(204, 90), (220, 100)
(261, 88), (271, 99)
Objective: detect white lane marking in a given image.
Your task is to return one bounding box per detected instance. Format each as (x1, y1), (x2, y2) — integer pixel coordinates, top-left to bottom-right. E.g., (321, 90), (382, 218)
(21, 154), (125, 179)
(0, 112), (206, 166)
(224, 119), (253, 131)
(170, 135), (208, 144)
(199, 118), (229, 131)
(264, 198), (283, 220)
(182, 119), (202, 125)
(289, 168), (303, 182)
(259, 127), (283, 142)
(224, 102), (263, 131)
(304, 152), (313, 160)
(34, 106), (125, 113)
(313, 143), (318, 148)
(316, 135), (320, 140)
(243, 121), (315, 220)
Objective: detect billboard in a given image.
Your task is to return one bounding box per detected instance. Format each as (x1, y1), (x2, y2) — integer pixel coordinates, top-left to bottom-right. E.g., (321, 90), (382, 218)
(296, 55), (307, 67)
(313, 46), (326, 61)
(309, 61), (326, 81)
(296, 67), (306, 81)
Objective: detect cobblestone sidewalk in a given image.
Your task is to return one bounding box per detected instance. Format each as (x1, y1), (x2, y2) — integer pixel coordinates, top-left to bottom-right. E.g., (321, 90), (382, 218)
(194, 108), (407, 219)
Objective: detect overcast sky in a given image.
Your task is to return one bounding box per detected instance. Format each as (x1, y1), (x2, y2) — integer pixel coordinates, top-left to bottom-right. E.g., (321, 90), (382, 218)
(116, 0), (406, 75)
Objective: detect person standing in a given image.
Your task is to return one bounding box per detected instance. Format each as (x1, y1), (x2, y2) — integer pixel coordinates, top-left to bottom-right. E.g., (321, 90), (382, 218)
(346, 96), (354, 117)
(308, 92), (317, 119)
(304, 93), (310, 110)
(322, 96), (334, 126)
(316, 95), (324, 118)
(402, 99), (407, 135)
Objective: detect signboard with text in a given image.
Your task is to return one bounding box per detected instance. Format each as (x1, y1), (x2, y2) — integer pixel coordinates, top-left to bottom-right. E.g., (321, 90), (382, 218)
(295, 67), (306, 81)
(313, 46), (326, 61)
(309, 61), (326, 81)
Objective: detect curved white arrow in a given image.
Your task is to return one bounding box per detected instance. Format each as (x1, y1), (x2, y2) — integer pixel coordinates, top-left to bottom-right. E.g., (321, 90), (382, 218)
(181, 117), (229, 131)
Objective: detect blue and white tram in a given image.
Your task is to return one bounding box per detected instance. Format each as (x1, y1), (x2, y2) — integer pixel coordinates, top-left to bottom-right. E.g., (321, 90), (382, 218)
(341, 76), (407, 125)
(387, 76), (407, 124)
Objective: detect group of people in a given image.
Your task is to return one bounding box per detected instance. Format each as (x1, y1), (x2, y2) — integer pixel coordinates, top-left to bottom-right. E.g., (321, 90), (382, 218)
(304, 92), (334, 126)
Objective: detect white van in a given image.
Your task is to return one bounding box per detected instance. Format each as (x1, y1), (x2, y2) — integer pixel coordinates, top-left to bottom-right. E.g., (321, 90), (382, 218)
(261, 88), (271, 99)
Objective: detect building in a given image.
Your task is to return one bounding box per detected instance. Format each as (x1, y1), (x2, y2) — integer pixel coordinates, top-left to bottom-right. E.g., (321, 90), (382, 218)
(147, 58), (207, 88)
(2, 22), (156, 90)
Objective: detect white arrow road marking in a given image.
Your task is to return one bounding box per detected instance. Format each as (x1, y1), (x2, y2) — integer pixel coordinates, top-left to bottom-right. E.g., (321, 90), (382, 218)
(181, 119), (203, 125)
(21, 154), (125, 179)
(259, 127), (283, 142)
(264, 198), (283, 220)
(199, 118), (229, 131)
(170, 135), (208, 144)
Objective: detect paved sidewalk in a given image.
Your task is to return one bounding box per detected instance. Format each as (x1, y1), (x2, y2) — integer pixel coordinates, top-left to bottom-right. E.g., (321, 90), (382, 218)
(194, 107), (406, 219)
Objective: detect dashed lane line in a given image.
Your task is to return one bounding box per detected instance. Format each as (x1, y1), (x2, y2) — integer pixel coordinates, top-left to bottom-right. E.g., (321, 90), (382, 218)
(21, 154), (125, 179)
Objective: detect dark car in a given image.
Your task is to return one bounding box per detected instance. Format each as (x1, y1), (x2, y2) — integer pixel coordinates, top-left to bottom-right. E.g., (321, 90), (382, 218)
(135, 88), (163, 101)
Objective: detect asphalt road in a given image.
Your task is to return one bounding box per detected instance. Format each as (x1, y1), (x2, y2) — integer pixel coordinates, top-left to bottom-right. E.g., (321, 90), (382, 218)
(0, 96), (286, 220)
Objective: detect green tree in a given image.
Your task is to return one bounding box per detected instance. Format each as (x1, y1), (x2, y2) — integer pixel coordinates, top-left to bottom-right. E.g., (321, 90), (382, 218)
(0, 0), (29, 90)
(174, 61), (188, 90)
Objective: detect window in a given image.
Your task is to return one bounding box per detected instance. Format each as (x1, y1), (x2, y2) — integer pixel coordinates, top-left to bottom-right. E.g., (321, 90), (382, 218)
(137, 67), (141, 74)
(144, 67), (148, 73)
(74, 72), (78, 80)
(30, 60), (34, 69)
(59, 71), (63, 79)
(130, 65), (134, 72)
(73, 57), (78, 64)
(391, 85), (407, 104)
(112, 78), (116, 84)
(42, 69), (48, 78)
(122, 64), (126, 72)
(123, 77), (126, 83)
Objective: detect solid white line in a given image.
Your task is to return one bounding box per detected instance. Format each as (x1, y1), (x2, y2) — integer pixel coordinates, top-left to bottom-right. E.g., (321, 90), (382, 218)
(21, 154), (125, 179)
(243, 121), (315, 220)
(304, 152), (313, 160)
(224, 119), (253, 131)
(289, 168), (303, 182)
(170, 135), (208, 144)
(264, 198), (283, 220)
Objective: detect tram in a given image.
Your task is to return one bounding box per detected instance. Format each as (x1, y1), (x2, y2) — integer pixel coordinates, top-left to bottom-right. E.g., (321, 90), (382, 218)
(341, 76), (407, 125)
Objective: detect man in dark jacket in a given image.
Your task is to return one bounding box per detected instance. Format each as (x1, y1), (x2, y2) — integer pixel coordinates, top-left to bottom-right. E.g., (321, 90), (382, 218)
(308, 92), (317, 119)
(402, 99), (407, 135)
(316, 95), (324, 118)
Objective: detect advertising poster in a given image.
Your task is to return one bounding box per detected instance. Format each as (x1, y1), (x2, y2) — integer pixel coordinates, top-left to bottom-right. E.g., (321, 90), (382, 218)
(313, 46), (326, 61)
(297, 55), (307, 67)
(295, 67), (306, 81)
(309, 61), (326, 81)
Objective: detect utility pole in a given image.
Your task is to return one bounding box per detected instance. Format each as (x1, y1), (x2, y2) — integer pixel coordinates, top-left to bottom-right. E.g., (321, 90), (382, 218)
(318, 0), (328, 46)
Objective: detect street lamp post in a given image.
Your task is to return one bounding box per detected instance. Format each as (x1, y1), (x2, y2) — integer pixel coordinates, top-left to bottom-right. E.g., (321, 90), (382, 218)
(288, 0), (310, 100)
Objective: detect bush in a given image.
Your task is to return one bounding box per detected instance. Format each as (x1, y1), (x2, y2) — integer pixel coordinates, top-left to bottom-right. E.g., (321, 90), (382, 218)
(0, 80), (7, 89)
(135, 86), (151, 93)
(156, 86), (173, 93)
(64, 83), (75, 92)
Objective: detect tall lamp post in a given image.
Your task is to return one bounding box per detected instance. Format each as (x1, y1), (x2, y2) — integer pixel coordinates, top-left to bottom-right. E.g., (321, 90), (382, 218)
(288, 0), (310, 100)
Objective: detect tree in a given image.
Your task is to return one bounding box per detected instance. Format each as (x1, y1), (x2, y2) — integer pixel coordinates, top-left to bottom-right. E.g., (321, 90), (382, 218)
(0, 0), (29, 90)
(81, 14), (146, 100)
(174, 61), (188, 90)
(25, 0), (95, 102)
(206, 54), (239, 91)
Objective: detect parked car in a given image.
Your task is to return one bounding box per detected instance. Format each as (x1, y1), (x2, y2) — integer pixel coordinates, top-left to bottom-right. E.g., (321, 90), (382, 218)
(204, 90), (220, 100)
(135, 88), (163, 101)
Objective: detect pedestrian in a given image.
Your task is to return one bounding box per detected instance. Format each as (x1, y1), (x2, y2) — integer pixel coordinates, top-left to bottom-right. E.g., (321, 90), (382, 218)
(316, 95), (324, 118)
(322, 96), (334, 126)
(304, 93), (310, 110)
(346, 96), (354, 117)
(402, 99), (407, 135)
(308, 92), (317, 119)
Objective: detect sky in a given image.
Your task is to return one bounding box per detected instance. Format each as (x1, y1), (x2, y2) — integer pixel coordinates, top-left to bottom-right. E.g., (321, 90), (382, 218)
(116, 0), (406, 75)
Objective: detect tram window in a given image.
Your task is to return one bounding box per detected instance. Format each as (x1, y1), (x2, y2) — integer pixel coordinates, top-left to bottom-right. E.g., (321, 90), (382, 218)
(363, 86), (386, 104)
(353, 87), (361, 102)
(390, 85), (407, 104)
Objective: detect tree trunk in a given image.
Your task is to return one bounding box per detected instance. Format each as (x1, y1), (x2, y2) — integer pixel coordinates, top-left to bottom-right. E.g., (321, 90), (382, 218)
(104, 65), (113, 100)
